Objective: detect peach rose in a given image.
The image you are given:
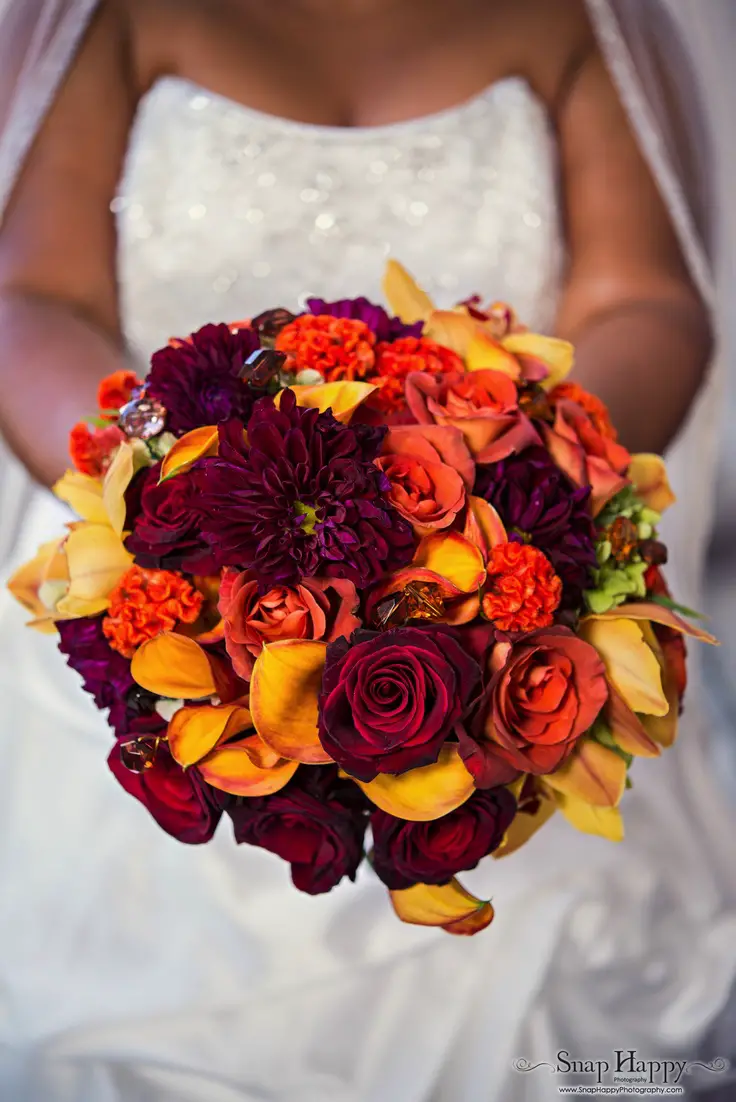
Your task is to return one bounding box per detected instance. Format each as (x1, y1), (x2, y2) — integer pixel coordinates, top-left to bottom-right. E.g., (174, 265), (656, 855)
(544, 398), (631, 514)
(219, 571), (361, 680)
(375, 424), (474, 535)
(405, 369), (539, 462)
(460, 626), (608, 787)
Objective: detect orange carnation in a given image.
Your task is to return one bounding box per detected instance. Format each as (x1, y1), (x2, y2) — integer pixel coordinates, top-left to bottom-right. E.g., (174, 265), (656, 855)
(275, 314), (376, 381)
(372, 337), (464, 415)
(551, 381), (618, 441)
(103, 566), (204, 658)
(69, 421), (126, 477)
(98, 369), (142, 415)
(482, 543), (562, 633)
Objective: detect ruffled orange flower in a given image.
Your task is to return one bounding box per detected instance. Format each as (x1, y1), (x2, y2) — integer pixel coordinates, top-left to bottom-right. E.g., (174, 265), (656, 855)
(372, 337), (464, 415)
(275, 314), (376, 381)
(97, 369), (143, 415)
(482, 543), (562, 632)
(69, 421), (126, 477)
(103, 566), (204, 657)
(551, 381), (618, 441)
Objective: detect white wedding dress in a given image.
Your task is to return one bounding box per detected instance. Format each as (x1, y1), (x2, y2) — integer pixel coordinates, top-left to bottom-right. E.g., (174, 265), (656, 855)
(1, 3), (735, 1100)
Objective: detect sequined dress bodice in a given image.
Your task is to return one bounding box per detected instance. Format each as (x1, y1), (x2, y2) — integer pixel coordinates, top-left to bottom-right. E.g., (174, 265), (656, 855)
(116, 76), (563, 359)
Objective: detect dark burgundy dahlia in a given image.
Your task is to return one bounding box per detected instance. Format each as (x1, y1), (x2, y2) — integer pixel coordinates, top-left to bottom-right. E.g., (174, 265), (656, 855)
(305, 296), (423, 342)
(193, 389), (415, 587)
(475, 446), (597, 609)
(58, 616), (134, 735)
(147, 323), (261, 435)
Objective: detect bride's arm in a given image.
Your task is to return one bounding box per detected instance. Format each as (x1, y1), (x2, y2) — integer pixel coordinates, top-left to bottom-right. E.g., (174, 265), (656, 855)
(0, 1), (137, 486)
(552, 47), (712, 454)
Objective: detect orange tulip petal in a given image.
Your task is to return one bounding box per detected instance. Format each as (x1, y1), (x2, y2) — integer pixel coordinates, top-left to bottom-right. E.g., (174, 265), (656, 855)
(390, 879), (494, 935)
(250, 639), (331, 763)
(198, 733), (298, 796)
(543, 738), (627, 808)
(413, 531), (485, 592)
(131, 632), (218, 698)
(628, 453), (676, 513)
(356, 745), (474, 821)
(168, 702), (253, 767)
(160, 426), (219, 482)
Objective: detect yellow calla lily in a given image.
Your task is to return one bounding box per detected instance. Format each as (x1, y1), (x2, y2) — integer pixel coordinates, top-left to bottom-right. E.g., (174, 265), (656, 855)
(279, 381), (377, 424)
(543, 738), (627, 808)
(390, 878), (494, 935)
(502, 332), (574, 390)
(53, 471), (108, 525)
(198, 734), (299, 797)
(356, 745), (475, 821)
(628, 454), (676, 513)
(585, 602), (717, 646)
(554, 791), (624, 842)
(160, 425), (219, 483)
(131, 632), (218, 699)
(580, 617), (668, 717)
(168, 702), (253, 767)
(412, 531), (486, 592)
(382, 259), (435, 323)
(250, 639), (332, 764)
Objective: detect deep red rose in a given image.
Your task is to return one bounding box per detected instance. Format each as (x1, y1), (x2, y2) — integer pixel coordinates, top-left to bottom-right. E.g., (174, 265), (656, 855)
(371, 785), (517, 889)
(108, 739), (221, 844)
(126, 465), (218, 574)
(319, 626), (481, 781)
(227, 767), (369, 894)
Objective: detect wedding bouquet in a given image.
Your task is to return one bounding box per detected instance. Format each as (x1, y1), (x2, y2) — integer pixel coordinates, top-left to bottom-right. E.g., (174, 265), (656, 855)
(9, 262), (714, 936)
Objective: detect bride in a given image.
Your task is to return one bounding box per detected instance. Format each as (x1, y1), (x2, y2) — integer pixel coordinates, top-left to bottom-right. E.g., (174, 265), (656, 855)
(0, 1), (734, 1099)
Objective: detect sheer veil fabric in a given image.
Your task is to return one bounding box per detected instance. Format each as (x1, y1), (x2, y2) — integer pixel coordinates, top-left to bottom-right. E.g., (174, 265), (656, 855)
(0, 3), (735, 1101)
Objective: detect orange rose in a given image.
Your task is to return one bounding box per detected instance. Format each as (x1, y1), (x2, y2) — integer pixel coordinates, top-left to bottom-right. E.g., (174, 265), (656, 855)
(460, 626), (608, 786)
(544, 398), (630, 514)
(405, 369), (539, 462)
(219, 571), (361, 680)
(375, 424), (474, 535)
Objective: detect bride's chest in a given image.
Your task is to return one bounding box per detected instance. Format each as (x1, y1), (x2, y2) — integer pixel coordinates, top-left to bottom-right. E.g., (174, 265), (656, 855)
(114, 77), (564, 359)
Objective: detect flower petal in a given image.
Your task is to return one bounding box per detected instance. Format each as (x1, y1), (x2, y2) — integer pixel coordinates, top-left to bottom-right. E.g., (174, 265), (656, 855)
(628, 453), (676, 513)
(103, 442), (135, 535)
(585, 603), (717, 645)
(605, 684), (661, 757)
(390, 879), (494, 935)
(503, 333), (574, 389)
(580, 618), (668, 716)
(168, 702), (253, 767)
(250, 639), (332, 763)
(543, 738), (627, 808)
(160, 426), (219, 483)
(413, 531), (486, 592)
(281, 381), (377, 424)
(7, 538), (68, 622)
(356, 745), (475, 821)
(131, 632), (218, 698)
(423, 310), (481, 356)
(493, 791), (557, 858)
(382, 259), (435, 323)
(466, 332), (522, 378)
(198, 733), (298, 796)
(60, 523), (133, 609)
(554, 792), (624, 841)
(463, 496), (507, 560)
(53, 471), (107, 525)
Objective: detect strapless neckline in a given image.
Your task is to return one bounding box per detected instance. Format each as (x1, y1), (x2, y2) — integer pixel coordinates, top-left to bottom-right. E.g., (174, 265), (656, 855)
(153, 74), (537, 141)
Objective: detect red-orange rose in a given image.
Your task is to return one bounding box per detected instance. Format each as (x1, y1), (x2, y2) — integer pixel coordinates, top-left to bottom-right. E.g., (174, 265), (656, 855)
(219, 570), (361, 680)
(405, 369), (539, 463)
(461, 626), (608, 786)
(375, 424), (474, 534)
(544, 398), (630, 514)
(550, 381), (618, 441)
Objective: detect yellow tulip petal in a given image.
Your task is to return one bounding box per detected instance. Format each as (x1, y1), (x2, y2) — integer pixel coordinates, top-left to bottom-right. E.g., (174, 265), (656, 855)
(390, 879), (494, 936)
(102, 442), (136, 535)
(168, 702), (253, 767)
(503, 333), (574, 389)
(413, 531), (486, 592)
(628, 453), (676, 513)
(63, 523), (133, 604)
(493, 793), (557, 858)
(543, 739), (627, 808)
(581, 618), (668, 716)
(466, 332), (522, 378)
(463, 495), (507, 558)
(356, 745), (474, 821)
(423, 310), (480, 356)
(54, 471), (107, 525)
(382, 259), (435, 323)
(160, 426), (218, 483)
(198, 733), (298, 796)
(555, 792), (624, 841)
(281, 381), (377, 424)
(131, 632), (218, 699)
(585, 603), (717, 646)
(251, 640), (331, 763)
